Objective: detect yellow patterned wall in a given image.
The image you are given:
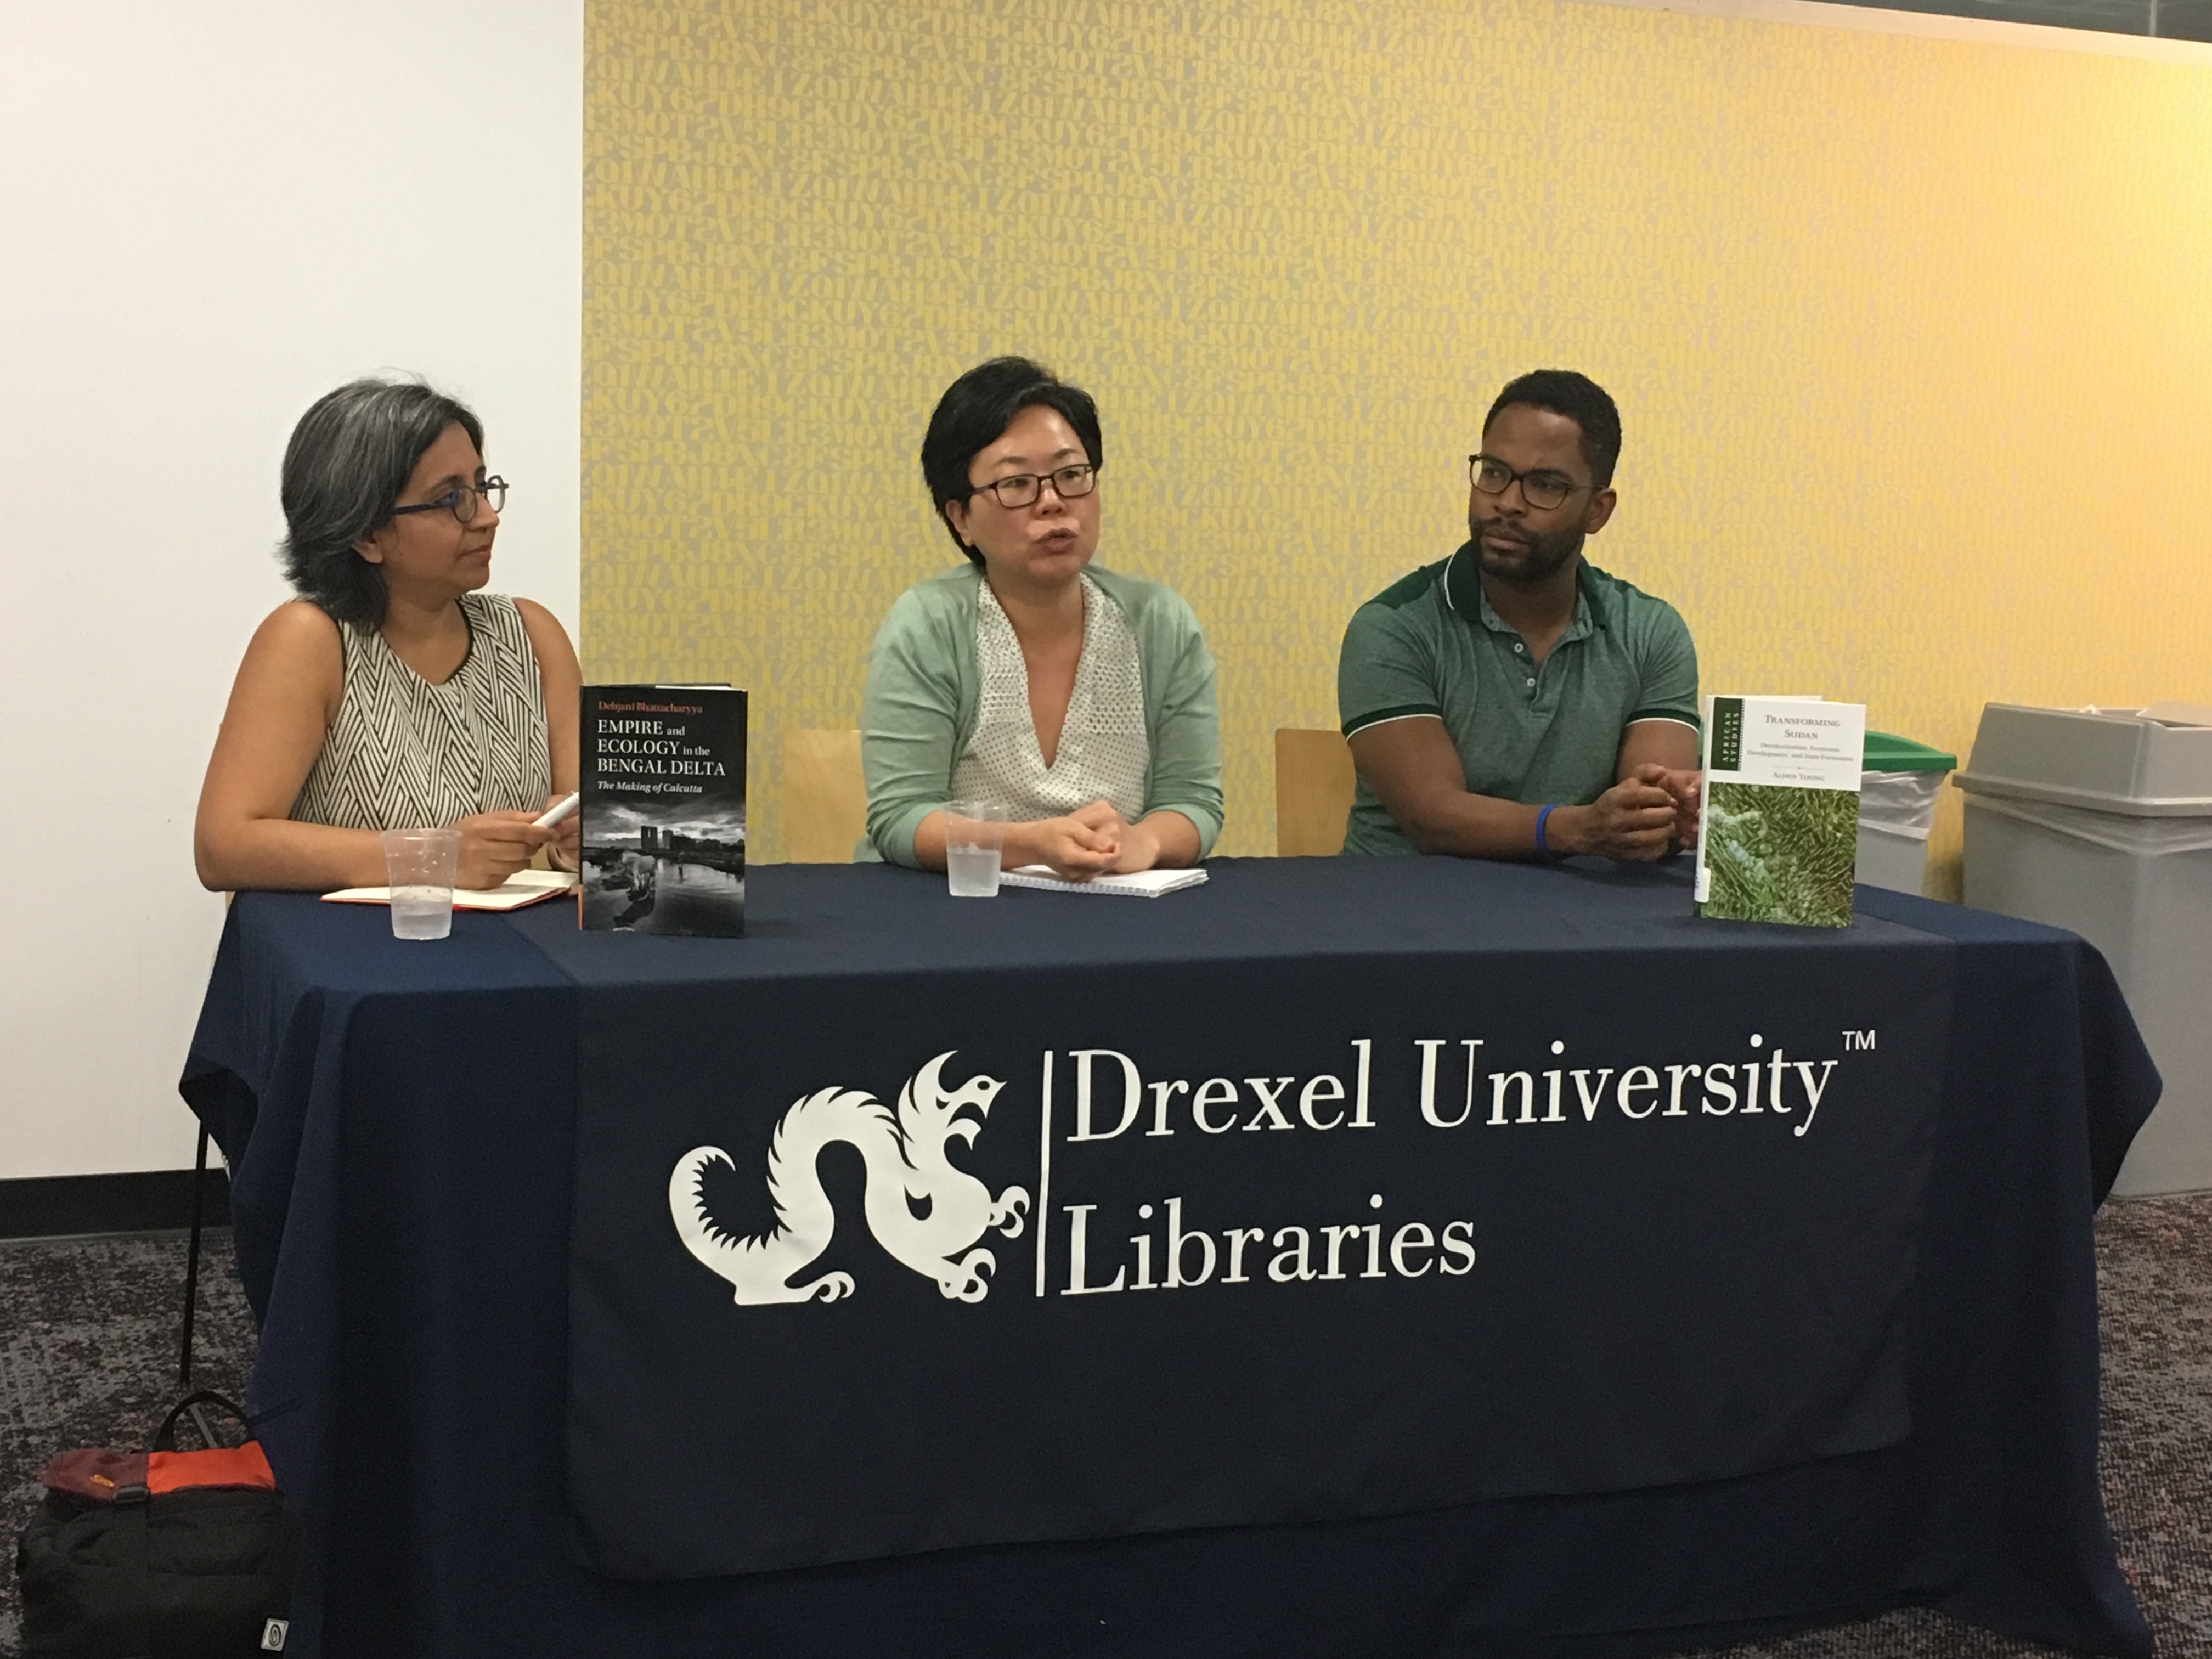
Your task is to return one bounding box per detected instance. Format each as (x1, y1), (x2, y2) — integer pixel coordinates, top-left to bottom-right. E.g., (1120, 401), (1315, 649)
(583, 0), (2212, 892)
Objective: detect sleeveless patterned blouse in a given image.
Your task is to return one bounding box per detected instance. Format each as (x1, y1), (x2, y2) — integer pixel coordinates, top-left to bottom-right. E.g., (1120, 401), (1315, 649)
(292, 592), (551, 831)
(949, 574), (1150, 822)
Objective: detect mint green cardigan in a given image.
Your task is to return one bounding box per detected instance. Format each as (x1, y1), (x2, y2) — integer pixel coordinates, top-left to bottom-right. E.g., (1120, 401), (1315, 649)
(860, 563), (1224, 866)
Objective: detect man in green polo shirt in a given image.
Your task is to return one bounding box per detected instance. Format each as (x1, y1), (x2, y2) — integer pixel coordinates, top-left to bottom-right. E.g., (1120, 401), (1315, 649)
(1336, 370), (1701, 860)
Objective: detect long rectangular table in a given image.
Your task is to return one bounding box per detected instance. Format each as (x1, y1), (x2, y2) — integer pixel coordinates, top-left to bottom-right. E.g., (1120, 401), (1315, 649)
(180, 857), (2158, 1659)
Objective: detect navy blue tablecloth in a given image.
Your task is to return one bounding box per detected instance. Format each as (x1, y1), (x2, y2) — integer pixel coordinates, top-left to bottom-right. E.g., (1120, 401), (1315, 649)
(180, 857), (2159, 1659)
(550, 857), (1961, 1578)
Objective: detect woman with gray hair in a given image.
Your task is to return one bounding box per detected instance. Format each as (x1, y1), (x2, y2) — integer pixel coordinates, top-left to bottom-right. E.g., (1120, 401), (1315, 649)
(195, 379), (579, 891)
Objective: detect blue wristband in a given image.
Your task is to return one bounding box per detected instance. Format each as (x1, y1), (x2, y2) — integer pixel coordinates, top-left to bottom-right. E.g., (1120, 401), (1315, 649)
(1534, 803), (1559, 861)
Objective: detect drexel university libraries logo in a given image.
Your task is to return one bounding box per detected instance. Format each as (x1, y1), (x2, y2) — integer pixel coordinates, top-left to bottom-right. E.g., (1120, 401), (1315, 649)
(669, 1053), (1030, 1306)
(669, 1029), (1859, 1310)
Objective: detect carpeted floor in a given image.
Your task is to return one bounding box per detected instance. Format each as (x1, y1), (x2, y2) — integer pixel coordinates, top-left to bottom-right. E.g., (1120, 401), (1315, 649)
(1, 1199), (2205, 1657)
(1, 1229), (259, 1658)
(1658, 1192), (2212, 1659)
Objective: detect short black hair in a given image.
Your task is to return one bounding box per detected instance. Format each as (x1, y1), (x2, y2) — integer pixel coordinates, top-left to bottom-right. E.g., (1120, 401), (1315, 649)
(279, 379), (485, 629)
(1482, 370), (1622, 489)
(919, 357), (1103, 562)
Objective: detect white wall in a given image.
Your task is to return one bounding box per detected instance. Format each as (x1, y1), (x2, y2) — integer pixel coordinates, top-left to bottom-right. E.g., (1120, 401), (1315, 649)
(0, 2), (583, 1179)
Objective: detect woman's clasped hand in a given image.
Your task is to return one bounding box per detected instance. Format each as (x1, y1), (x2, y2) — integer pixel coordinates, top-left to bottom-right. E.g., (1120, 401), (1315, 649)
(1004, 799), (1192, 881)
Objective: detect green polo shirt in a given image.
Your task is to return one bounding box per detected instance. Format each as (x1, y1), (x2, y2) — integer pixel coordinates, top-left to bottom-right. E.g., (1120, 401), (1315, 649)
(1336, 546), (1700, 856)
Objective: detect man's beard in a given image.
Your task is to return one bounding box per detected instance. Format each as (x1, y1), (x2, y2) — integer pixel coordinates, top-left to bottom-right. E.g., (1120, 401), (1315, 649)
(1471, 515), (1583, 588)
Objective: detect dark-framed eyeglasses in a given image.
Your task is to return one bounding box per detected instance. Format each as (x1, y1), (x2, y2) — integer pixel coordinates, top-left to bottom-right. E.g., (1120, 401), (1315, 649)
(391, 477), (508, 525)
(1469, 454), (1590, 512)
(967, 463), (1098, 510)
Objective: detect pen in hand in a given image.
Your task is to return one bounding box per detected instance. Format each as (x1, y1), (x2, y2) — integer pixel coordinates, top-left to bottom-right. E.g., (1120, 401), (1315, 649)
(533, 792), (581, 829)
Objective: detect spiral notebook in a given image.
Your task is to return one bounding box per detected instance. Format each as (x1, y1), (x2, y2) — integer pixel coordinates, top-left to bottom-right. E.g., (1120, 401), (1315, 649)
(1000, 866), (1209, 898)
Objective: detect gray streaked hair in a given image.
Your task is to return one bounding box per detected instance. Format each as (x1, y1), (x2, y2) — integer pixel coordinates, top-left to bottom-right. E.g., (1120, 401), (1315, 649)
(279, 379), (485, 629)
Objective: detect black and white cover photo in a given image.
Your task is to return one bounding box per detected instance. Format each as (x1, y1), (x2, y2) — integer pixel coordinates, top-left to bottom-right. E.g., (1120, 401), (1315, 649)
(580, 686), (746, 937)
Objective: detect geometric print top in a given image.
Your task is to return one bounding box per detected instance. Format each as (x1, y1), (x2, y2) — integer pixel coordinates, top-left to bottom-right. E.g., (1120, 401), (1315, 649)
(291, 591), (551, 832)
(949, 572), (1150, 826)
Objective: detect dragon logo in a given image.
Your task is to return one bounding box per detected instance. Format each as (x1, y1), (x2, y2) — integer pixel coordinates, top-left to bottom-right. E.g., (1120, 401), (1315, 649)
(669, 1052), (1030, 1306)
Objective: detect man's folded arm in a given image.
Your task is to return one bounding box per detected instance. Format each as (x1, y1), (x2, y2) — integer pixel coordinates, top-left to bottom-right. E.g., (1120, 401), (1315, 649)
(1617, 715), (1699, 778)
(1617, 604), (1701, 788)
(1616, 702), (1702, 845)
(1350, 712), (1683, 862)
(1347, 714), (1551, 859)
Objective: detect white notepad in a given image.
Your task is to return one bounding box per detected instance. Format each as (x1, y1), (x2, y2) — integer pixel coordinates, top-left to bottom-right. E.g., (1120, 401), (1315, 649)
(1000, 866), (1209, 897)
(321, 868), (578, 911)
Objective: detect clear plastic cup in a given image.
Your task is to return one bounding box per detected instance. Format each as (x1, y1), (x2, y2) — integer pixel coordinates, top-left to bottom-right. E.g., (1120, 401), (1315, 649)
(380, 827), (461, 939)
(944, 802), (1008, 898)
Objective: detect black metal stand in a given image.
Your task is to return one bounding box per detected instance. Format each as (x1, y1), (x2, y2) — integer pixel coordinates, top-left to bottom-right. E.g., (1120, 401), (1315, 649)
(178, 1125), (226, 1447)
(179, 1124), (207, 1389)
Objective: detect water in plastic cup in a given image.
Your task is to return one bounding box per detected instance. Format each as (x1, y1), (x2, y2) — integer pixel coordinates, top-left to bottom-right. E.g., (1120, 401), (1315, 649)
(379, 827), (461, 940)
(946, 847), (1001, 898)
(944, 801), (1007, 898)
(390, 884), (455, 939)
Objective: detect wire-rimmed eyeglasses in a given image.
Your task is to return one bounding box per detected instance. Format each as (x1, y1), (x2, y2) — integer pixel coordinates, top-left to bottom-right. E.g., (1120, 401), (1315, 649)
(391, 477), (508, 526)
(967, 464), (1099, 510)
(1469, 454), (1591, 513)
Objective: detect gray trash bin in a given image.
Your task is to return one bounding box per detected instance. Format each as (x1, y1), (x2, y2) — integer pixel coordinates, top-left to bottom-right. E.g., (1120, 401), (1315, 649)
(1956, 702), (2212, 1196)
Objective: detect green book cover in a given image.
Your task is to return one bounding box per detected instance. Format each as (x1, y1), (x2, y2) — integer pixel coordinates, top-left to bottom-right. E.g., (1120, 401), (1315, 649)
(1694, 696), (1865, 928)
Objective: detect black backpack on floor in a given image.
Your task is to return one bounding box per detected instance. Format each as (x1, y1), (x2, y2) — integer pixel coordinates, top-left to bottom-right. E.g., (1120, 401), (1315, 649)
(15, 1391), (296, 1657)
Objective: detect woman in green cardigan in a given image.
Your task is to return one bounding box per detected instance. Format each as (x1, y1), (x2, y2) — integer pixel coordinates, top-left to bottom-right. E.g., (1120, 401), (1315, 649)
(861, 357), (1223, 878)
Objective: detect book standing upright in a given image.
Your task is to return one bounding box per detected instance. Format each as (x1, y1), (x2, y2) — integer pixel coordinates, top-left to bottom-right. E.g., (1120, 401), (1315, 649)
(1694, 696), (1866, 928)
(579, 686), (747, 936)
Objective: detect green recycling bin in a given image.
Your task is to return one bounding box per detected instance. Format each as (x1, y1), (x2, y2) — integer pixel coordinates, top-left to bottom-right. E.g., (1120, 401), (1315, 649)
(1857, 732), (1957, 896)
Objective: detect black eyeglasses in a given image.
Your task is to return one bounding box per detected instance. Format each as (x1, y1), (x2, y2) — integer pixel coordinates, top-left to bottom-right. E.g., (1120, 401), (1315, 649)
(1469, 455), (1590, 512)
(391, 477), (508, 525)
(967, 464), (1098, 510)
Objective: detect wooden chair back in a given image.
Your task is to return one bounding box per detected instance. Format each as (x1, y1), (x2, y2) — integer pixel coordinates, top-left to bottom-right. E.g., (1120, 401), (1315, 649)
(781, 729), (866, 862)
(1274, 727), (1357, 857)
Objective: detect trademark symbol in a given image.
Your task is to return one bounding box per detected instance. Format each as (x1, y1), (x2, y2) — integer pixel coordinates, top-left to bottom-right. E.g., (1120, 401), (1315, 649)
(1844, 1029), (1877, 1051)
